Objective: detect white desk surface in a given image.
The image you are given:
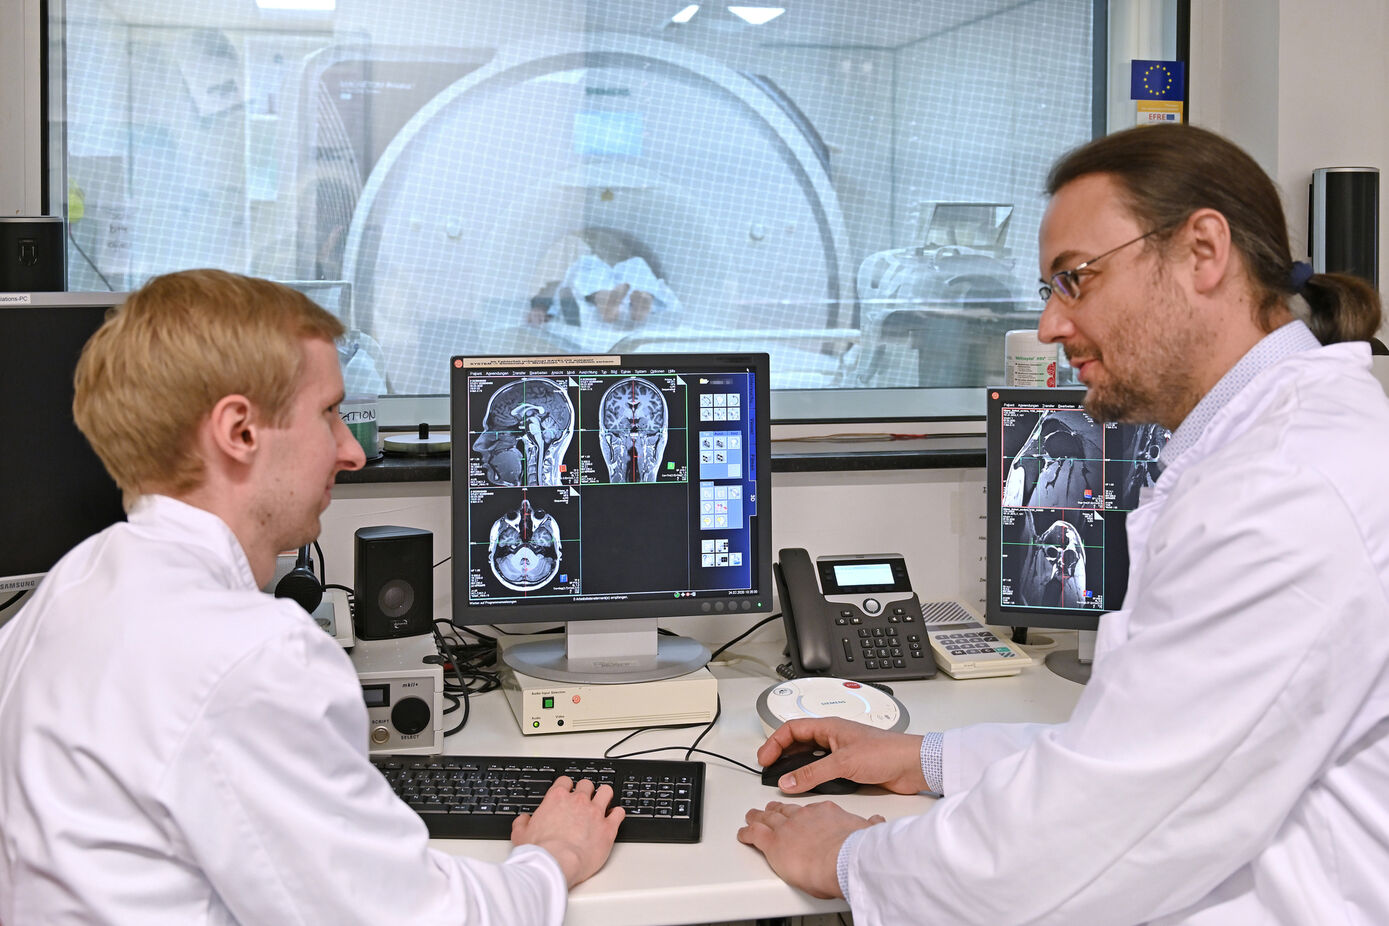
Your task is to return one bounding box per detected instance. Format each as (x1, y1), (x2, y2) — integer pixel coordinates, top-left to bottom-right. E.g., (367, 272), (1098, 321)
(428, 641), (1083, 926)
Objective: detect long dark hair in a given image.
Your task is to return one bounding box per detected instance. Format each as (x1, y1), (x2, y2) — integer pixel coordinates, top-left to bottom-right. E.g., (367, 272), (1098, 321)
(1047, 124), (1380, 345)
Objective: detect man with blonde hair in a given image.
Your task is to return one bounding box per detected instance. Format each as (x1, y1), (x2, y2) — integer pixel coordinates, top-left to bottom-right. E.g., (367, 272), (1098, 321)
(0, 269), (621, 925)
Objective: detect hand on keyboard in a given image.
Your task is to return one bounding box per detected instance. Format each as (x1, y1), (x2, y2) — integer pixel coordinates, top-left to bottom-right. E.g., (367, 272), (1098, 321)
(512, 776), (625, 887)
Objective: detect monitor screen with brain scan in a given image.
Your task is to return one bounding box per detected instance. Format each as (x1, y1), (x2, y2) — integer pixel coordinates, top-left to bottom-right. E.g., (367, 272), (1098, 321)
(451, 352), (772, 668)
(985, 387), (1170, 632)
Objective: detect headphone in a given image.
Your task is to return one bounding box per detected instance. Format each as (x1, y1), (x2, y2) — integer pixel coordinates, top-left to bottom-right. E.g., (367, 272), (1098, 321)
(274, 544), (323, 614)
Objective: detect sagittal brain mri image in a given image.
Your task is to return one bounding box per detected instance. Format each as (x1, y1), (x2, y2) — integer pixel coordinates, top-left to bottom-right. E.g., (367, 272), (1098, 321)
(1014, 510), (1088, 608)
(1003, 408), (1102, 509)
(472, 377), (574, 486)
(488, 497), (562, 591)
(598, 376), (669, 483)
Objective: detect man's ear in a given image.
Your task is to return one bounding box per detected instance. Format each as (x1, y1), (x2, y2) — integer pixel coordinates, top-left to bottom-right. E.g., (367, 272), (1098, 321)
(1184, 207), (1233, 296)
(204, 394), (260, 466)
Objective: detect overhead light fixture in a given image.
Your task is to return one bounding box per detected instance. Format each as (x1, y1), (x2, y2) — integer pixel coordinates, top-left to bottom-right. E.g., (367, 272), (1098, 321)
(727, 6), (785, 25)
(255, 0), (336, 10)
(671, 4), (700, 23)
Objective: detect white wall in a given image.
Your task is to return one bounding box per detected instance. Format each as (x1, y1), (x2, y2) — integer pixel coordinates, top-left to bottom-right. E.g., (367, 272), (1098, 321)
(319, 468), (987, 648)
(1189, 0), (1389, 304)
(0, 0), (42, 215)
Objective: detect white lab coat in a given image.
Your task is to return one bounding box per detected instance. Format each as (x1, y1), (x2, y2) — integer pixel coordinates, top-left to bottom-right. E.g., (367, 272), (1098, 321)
(843, 342), (1389, 925)
(0, 495), (566, 925)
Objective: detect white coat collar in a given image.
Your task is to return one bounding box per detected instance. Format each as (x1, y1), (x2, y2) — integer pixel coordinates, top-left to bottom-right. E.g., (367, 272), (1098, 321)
(126, 494), (261, 592)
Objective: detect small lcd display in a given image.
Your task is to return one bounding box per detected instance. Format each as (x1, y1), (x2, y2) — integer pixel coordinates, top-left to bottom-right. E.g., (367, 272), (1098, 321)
(832, 563), (895, 587)
(362, 684), (390, 708)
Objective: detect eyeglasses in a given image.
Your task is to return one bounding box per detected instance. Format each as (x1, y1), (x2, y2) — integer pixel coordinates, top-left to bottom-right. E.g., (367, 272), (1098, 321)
(1038, 226), (1167, 304)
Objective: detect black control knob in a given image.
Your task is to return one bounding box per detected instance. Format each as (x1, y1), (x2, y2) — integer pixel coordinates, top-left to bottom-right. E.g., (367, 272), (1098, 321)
(391, 696), (431, 736)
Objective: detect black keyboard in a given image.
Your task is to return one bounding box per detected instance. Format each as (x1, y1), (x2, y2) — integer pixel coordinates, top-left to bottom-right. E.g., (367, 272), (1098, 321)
(372, 754), (705, 843)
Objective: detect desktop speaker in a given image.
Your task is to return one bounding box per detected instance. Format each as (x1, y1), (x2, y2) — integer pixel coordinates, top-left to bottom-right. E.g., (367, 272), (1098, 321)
(0, 217), (65, 292)
(354, 525), (433, 640)
(1309, 167), (1379, 287)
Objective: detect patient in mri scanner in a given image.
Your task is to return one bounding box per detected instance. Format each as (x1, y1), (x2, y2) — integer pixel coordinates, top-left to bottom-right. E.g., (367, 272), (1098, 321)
(531, 253), (682, 330)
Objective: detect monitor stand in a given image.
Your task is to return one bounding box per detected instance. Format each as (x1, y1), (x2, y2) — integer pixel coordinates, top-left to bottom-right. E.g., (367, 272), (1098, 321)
(1043, 629), (1095, 684)
(500, 618), (711, 684)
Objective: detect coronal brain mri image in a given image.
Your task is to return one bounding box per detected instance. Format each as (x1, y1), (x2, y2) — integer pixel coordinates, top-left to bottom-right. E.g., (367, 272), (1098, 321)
(488, 497), (562, 591)
(1003, 408), (1102, 510)
(598, 376), (669, 483)
(472, 377), (574, 486)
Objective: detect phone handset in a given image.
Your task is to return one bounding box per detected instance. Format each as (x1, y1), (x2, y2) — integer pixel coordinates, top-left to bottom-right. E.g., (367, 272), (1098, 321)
(772, 547), (835, 672)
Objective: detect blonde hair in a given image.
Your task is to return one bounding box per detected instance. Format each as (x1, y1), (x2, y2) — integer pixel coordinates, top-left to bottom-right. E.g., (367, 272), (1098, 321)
(73, 269), (344, 503)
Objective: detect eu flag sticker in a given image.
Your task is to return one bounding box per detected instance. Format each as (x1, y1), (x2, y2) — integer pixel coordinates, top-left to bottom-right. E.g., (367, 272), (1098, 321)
(1131, 60), (1186, 101)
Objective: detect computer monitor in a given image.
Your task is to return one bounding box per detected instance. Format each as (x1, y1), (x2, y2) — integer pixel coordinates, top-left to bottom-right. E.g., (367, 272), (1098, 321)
(984, 387), (1169, 679)
(0, 293), (128, 595)
(450, 352), (772, 683)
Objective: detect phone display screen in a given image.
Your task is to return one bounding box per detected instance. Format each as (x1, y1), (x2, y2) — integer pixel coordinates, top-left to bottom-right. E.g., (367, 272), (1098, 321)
(832, 563), (895, 587)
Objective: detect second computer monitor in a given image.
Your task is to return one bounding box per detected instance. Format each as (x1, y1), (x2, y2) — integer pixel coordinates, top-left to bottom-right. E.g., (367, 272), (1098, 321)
(450, 352), (772, 682)
(985, 387), (1169, 633)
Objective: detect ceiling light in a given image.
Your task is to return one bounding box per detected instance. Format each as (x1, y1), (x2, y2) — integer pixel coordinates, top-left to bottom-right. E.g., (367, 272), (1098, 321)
(672, 4), (700, 23)
(727, 6), (785, 25)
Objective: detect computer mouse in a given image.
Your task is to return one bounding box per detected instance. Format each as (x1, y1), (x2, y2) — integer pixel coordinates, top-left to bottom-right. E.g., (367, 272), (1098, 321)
(760, 746), (859, 795)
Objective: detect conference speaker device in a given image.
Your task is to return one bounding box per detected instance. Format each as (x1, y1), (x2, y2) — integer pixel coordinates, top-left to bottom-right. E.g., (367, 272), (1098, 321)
(354, 525), (433, 640)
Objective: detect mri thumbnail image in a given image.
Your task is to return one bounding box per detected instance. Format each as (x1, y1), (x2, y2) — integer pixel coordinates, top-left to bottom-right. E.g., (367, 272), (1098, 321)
(470, 376), (576, 487)
(470, 487), (575, 596)
(1109, 422), (1169, 511)
(1002, 407), (1103, 510)
(1002, 507), (1105, 610)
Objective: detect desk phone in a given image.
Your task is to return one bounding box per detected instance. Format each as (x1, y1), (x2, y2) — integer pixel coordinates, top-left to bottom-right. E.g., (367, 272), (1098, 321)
(773, 548), (936, 682)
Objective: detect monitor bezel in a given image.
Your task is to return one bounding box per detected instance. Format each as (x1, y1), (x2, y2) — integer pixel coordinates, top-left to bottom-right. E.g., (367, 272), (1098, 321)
(449, 351), (774, 629)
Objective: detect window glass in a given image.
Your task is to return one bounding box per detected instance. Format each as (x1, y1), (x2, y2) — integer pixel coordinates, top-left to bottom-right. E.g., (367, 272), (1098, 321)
(52, 1), (1096, 405)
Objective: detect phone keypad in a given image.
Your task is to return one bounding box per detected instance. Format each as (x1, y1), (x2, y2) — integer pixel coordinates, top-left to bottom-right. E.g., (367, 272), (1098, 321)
(934, 629), (1017, 659)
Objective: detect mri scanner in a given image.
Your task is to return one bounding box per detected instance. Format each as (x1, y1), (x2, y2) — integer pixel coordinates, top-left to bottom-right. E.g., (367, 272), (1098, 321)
(330, 33), (858, 393)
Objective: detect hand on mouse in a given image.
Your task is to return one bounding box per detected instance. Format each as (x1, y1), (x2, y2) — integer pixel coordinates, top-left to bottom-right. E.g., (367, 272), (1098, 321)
(758, 717), (927, 796)
(737, 799), (885, 899)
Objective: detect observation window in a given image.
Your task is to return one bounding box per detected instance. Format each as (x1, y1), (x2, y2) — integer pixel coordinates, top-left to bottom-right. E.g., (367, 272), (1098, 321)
(44, 1), (1179, 423)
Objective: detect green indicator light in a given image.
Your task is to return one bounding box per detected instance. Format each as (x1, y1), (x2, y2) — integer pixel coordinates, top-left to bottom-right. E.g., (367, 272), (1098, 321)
(532, 721), (540, 728)
(542, 696), (555, 709)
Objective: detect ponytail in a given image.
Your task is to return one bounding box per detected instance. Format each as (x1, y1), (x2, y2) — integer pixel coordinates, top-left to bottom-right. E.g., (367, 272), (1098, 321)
(1297, 271), (1382, 345)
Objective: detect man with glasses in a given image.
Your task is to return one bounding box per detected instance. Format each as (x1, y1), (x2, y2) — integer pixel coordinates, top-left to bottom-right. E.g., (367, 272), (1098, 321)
(740, 123), (1389, 925)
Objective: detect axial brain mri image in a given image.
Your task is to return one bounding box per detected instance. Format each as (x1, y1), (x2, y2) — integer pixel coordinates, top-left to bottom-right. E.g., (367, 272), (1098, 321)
(488, 497), (562, 591)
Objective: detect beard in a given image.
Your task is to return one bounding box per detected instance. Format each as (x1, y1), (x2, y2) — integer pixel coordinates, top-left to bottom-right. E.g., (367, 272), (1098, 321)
(1069, 278), (1204, 427)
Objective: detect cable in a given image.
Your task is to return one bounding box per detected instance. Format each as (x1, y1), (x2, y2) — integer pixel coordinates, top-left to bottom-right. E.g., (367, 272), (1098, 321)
(430, 620), (502, 737)
(312, 540), (326, 586)
(603, 695), (762, 774)
(708, 613), (781, 662)
(1, 590), (29, 612)
(433, 556), (451, 569)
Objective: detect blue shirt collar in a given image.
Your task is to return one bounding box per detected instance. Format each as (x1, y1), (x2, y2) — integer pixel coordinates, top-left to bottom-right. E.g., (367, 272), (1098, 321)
(1159, 319), (1321, 469)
